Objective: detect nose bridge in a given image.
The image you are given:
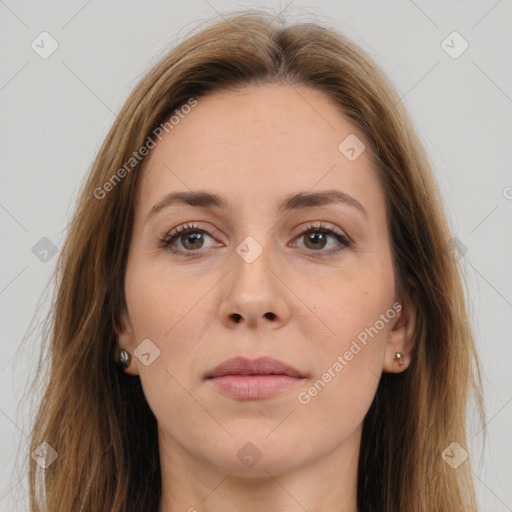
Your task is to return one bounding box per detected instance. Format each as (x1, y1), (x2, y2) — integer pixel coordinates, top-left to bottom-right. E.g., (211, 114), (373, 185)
(229, 201), (291, 288)
(231, 202), (276, 276)
(231, 232), (276, 295)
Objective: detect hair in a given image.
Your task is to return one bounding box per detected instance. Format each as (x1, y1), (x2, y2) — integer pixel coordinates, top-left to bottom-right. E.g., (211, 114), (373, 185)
(23, 8), (485, 512)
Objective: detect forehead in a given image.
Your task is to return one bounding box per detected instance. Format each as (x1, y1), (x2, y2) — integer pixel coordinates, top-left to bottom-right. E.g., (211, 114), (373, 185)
(136, 83), (383, 216)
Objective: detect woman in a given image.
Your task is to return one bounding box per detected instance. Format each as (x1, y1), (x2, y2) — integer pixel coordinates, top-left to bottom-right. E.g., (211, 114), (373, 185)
(27, 9), (485, 512)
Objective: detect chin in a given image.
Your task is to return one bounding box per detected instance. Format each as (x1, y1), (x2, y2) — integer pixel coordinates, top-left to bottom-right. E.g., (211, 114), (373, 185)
(198, 431), (313, 477)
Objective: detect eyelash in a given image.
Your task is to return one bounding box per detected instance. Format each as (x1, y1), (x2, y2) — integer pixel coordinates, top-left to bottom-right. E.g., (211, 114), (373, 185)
(160, 222), (351, 258)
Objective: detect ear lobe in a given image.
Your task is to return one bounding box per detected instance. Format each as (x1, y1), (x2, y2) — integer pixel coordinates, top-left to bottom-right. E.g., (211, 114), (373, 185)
(114, 308), (139, 375)
(382, 298), (417, 373)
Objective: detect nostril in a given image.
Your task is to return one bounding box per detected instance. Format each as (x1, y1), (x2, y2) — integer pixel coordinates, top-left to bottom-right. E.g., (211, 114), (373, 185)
(264, 312), (276, 320)
(232, 313), (242, 323)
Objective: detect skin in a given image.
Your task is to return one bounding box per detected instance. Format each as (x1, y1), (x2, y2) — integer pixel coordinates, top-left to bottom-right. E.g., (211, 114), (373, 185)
(117, 83), (416, 512)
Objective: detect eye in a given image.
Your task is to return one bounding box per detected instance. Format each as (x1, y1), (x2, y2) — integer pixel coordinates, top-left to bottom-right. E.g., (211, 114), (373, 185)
(160, 223), (220, 256)
(160, 221), (351, 258)
(291, 222), (351, 255)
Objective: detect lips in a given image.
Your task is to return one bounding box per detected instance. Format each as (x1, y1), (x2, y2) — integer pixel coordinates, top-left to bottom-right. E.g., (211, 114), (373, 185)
(205, 356), (305, 379)
(204, 356), (307, 400)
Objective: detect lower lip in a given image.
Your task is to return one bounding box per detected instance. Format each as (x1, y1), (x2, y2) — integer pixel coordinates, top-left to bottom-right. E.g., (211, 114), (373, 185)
(207, 375), (304, 399)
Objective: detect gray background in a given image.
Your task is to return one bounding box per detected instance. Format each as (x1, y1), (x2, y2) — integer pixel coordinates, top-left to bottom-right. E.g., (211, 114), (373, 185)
(1, 1), (511, 510)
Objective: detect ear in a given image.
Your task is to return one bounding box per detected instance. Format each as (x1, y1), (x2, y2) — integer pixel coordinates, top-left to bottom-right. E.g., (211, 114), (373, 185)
(382, 294), (416, 374)
(114, 306), (140, 376)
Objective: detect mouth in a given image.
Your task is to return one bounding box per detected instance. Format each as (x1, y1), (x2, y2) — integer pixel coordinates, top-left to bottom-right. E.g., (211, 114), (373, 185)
(204, 356), (307, 400)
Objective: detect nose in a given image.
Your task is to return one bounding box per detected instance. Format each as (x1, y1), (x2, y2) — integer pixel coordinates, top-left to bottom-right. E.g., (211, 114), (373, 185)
(218, 243), (291, 330)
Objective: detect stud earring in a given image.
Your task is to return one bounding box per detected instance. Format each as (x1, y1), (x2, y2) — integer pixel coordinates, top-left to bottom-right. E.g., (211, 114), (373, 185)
(117, 349), (131, 369)
(394, 351), (406, 367)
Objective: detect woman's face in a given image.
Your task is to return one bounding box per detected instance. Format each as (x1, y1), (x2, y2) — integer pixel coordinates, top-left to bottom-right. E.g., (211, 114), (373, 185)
(118, 83), (414, 476)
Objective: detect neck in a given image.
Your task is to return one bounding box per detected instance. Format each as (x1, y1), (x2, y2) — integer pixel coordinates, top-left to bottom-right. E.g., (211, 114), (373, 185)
(157, 426), (361, 512)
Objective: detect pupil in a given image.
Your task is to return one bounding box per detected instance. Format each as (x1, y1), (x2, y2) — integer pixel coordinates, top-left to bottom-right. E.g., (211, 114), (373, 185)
(307, 232), (326, 249)
(184, 233), (202, 249)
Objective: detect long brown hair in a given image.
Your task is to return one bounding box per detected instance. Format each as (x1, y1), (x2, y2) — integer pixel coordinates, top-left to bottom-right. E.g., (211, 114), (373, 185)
(24, 8), (485, 511)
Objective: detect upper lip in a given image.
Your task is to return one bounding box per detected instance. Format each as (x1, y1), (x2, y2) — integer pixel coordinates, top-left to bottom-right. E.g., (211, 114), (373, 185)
(205, 356), (305, 379)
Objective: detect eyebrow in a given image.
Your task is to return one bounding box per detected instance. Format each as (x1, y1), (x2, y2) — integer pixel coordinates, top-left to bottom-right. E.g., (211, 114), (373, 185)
(146, 189), (367, 221)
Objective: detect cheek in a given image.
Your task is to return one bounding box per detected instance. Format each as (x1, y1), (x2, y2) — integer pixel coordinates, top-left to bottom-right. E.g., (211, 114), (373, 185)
(298, 263), (395, 401)
(124, 266), (205, 423)
(296, 289), (393, 436)
(123, 261), (202, 380)
(305, 265), (395, 348)
(125, 257), (200, 336)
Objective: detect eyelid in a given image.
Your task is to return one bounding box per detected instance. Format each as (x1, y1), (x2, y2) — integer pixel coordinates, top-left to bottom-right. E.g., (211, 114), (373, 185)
(162, 221), (219, 243)
(293, 221), (350, 242)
